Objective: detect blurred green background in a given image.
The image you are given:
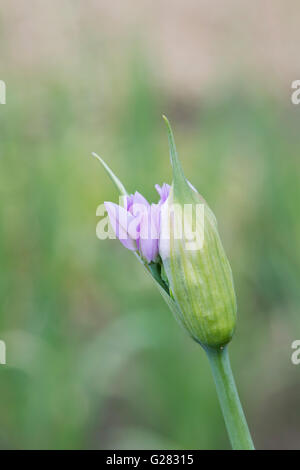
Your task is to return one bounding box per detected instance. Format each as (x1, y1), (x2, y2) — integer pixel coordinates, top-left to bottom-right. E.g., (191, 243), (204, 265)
(1, 1), (300, 450)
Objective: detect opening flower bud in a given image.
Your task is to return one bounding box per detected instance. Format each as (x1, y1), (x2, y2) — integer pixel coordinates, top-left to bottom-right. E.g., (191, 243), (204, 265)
(93, 121), (254, 450)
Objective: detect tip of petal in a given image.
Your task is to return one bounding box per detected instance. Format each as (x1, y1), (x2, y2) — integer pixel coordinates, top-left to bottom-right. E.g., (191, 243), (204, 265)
(155, 183), (171, 204)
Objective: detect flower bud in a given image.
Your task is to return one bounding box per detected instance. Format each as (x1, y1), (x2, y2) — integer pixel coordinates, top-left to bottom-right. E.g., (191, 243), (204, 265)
(160, 117), (237, 348)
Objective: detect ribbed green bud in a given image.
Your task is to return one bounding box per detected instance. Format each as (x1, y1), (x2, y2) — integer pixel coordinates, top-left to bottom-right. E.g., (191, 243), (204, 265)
(160, 117), (237, 348)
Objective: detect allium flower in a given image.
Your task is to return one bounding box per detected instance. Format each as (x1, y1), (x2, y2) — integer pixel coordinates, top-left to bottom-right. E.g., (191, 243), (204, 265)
(92, 117), (254, 450)
(104, 185), (170, 263)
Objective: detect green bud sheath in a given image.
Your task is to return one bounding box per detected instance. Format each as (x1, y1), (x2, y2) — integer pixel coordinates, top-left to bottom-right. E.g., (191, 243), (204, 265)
(161, 117), (237, 348)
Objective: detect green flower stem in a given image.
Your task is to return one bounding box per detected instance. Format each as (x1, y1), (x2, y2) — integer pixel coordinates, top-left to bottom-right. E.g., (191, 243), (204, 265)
(205, 345), (255, 450)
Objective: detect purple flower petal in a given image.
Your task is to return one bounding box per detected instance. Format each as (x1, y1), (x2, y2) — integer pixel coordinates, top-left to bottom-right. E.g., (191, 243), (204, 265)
(124, 194), (134, 212)
(104, 202), (137, 251)
(155, 183), (171, 204)
(132, 191), (150, 208)
(105, 187), (168, 262)
(138, 204), (160, 262)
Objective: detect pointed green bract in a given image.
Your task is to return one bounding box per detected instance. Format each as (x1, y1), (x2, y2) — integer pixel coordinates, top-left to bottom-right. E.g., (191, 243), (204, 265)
(162, 115), (191, 201)
(92, 152), (128, 197)
(160, 119), (237, 348)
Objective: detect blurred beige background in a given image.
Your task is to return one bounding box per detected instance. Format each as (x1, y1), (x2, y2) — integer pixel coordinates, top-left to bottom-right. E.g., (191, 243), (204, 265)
(1, 0), (299, 97)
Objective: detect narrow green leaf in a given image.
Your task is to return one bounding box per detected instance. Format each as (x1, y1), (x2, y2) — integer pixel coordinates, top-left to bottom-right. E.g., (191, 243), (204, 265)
(92, 152), (128, 196)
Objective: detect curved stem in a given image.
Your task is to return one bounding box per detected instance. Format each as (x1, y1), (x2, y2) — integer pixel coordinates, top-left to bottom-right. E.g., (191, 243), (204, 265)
(205, 345), (255, 450)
